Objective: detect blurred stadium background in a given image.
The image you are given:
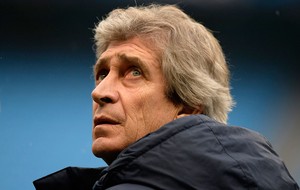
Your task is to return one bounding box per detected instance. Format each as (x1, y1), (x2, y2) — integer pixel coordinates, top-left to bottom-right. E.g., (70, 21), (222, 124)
(1, 0), (299, 189)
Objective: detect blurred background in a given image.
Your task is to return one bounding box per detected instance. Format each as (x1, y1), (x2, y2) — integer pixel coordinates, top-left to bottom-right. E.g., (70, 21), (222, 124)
(0, 0), (299, 189)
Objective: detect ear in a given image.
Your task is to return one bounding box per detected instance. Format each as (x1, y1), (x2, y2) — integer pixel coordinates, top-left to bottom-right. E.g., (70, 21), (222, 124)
(175, 105), (203, 119)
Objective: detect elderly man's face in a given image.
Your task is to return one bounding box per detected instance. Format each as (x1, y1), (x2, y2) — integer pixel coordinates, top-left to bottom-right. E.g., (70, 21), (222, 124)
(91, 37), (181, 164)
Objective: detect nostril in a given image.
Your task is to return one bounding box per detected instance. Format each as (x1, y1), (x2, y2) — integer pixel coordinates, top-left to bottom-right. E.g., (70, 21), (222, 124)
(100, 97), (113, 103)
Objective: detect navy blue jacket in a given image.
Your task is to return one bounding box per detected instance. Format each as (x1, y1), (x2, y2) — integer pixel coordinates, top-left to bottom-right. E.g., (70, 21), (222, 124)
(34, 115), (299, 190)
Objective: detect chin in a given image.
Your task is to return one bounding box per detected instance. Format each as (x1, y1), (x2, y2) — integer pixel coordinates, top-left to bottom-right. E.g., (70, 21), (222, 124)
(91, 139), (122, 164)
(91, 139), (105, 157)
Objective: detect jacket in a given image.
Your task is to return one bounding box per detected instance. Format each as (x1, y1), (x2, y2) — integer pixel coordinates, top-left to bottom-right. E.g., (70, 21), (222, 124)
(34, 114), (299, 190)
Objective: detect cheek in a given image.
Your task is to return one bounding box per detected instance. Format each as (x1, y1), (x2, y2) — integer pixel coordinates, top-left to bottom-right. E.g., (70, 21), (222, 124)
(92, 102), (98, 114)
(143, 94), (179, 127)
(122, 87), (174, 139)
(123, 107), (144, 139)
(122, 94), (149, 138)
(123, 90), (145, 117)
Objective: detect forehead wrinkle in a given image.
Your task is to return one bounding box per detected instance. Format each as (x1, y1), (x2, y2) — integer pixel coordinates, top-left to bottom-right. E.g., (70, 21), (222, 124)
(95, 50), (137, 69)
(118, 53), (143, 66)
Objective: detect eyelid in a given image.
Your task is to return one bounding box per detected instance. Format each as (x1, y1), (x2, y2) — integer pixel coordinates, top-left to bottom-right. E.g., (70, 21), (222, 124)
(95, 69), (109, 82)
(94, 57), (109, 79)
(118, 54), (150, 77)
(126, 66), (142, 77)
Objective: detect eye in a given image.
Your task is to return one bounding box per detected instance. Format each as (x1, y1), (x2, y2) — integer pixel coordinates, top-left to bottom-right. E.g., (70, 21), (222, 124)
(124, 67), (142, 81)
(96, 70), (109, 81)
(131, 69), (141, 77)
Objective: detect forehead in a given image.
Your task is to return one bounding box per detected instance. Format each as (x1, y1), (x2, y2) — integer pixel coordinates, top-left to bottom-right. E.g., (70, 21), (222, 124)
(95, 38), (161, 70)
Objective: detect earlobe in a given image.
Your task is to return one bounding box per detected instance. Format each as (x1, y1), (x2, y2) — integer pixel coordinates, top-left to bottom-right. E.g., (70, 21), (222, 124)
(175, 105), (203, 120)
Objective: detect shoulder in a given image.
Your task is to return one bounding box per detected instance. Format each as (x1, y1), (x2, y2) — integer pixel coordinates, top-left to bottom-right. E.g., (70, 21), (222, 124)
(107, 183), (154, 190)
(33, 167), (104, 190)
(106, 115), (299, 189)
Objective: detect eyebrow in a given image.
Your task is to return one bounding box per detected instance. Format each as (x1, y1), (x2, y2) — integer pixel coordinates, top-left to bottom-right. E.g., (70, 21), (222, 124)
(93, 53), (150, 77)
(93, 56), (109, 76)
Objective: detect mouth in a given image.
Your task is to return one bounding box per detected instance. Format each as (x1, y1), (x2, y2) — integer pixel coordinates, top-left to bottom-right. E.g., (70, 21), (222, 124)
(93, 116), (120, 127)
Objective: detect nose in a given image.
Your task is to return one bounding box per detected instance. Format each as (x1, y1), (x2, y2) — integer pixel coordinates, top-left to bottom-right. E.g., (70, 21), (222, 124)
(91, 74), (119, 106)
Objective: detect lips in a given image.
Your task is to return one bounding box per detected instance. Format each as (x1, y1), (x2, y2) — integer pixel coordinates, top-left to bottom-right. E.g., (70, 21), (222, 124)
(93, 115), (120, 127)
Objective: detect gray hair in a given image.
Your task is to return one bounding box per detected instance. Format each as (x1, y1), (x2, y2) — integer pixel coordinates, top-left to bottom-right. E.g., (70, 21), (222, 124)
(94, 4), (234, 123)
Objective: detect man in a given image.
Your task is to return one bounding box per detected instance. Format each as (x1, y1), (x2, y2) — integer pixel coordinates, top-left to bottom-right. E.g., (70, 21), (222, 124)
(34, 4), (299, 190)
